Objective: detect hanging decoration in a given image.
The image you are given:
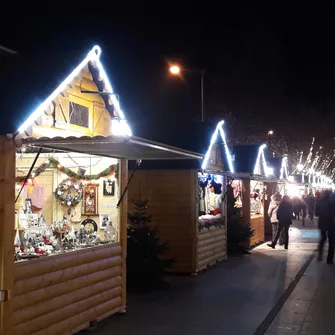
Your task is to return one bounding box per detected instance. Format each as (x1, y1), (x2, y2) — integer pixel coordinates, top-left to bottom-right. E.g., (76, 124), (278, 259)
(198, 173), (214, 188)
(83, 184), (99, 215)
(54, 179), (83, 207)
(16, 157), (118, 183)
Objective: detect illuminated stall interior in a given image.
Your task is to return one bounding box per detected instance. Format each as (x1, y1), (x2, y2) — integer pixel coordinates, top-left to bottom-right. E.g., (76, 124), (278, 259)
(198, 173), (225, 228)
(229, 143), (275, 246)
(0, 45), (202, 335)
(15, 151), (121, 260)
(127, 120), (231, 274)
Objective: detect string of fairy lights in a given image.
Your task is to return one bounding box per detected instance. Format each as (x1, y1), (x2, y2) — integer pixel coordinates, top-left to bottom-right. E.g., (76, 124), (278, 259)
(236, 130), (335, 187)
(293, 137), (335, 186)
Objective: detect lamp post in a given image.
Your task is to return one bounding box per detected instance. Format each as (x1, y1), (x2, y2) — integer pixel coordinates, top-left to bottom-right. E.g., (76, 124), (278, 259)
(169, 65), (205, 122)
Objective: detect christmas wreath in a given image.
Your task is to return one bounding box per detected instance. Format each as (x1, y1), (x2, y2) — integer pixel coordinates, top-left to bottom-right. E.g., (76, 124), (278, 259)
(54, 179), (83, 207)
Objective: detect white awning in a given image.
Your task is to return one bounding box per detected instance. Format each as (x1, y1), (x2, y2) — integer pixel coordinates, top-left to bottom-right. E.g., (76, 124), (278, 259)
(21, 135), (203, 161)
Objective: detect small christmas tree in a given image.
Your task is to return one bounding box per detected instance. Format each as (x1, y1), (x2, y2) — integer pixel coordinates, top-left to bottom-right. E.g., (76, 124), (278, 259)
(226, 183), (254, 254)
(127, 198), (174, 291)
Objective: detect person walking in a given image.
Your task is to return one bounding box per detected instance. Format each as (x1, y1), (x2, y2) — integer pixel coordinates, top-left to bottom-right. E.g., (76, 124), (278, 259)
(292, 196), (301, 220)
(315, 190), (335, 264)
(268, 193), (283, 244)
(300, 195), (308, 226)
(307, 191), (316, 221)
(267, 195), (293, 250)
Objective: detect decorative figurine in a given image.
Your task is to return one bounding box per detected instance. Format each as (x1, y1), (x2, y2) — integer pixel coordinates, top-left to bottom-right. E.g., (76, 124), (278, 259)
(104, 221), (116, 242)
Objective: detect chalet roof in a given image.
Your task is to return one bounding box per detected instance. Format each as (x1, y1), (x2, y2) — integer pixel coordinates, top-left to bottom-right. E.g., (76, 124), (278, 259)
(139, 121), (217, 154)
(268, 156), (285, 179)
(231, 144), (261, 174)
(0, 46), (130, 136)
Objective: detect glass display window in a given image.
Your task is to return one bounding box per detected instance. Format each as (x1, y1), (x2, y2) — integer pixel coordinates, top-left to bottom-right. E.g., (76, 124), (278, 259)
(198, 173), (225, 229)
(14, 151), (120, 262)
(250, 180), (264, 216)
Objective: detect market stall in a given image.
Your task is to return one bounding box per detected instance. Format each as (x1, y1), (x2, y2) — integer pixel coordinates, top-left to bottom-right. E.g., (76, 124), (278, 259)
(0, 45), (202, 335)
(128, 120), (231, 274)
(226, 175), (265, 246)
(229, 144), (278, 247)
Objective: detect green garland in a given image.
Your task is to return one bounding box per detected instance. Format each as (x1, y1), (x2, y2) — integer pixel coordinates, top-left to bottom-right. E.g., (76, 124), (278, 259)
(16, 157), (118, 183)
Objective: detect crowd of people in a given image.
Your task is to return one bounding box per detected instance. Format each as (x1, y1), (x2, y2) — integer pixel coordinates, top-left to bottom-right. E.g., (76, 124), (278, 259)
(267, 190), (335, 264)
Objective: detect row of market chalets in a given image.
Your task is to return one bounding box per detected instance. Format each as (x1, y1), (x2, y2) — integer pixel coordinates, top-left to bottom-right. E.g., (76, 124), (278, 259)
(126, 120), (291, 274)
(1, 45), (333, 335)
(0, 46), (203, 335)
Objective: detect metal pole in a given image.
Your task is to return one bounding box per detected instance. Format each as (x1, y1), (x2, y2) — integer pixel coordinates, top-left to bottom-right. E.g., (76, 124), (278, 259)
(201, 70), (204, 122)
(15, 146), (43, 203)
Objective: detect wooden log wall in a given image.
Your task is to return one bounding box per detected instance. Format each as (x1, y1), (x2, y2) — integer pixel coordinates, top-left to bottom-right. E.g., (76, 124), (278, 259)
(128, 169), (197, 274)
(197, 226), (227, 272)
(250, 216), (265, 246)
(0, 136), (16, 335)
(12, 243), (124, 335)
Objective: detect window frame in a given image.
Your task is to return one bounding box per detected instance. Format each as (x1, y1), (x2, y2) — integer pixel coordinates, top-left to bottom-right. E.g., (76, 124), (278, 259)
(67, 95), (93, 135)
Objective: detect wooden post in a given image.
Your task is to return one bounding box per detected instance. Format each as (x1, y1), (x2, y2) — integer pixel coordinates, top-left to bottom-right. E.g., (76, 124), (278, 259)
(0, 136), (15, 335)
(191, 170), (198, 274)
(222, 175), (228, 260)
(242, 179), (251, 247)
(119, 158), (128, 311)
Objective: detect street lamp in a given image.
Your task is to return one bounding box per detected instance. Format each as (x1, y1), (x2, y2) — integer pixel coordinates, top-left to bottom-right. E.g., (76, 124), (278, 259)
(169, 65), (180, 75)
(169, 64), (205, 122)
(267, 130), (274, 136)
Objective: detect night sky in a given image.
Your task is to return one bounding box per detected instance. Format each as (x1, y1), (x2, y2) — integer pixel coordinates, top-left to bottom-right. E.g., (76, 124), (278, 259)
(1, 2), (334, 147)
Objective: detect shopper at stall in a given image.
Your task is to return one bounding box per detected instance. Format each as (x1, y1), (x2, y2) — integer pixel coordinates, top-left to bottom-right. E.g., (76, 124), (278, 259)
(267, 195), (293, 250)
(268, 193), (283, 244)
(315, 190), (335, 264)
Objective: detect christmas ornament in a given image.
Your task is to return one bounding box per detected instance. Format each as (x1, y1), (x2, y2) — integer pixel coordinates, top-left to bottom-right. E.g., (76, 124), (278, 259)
(54, 179), (83, 207)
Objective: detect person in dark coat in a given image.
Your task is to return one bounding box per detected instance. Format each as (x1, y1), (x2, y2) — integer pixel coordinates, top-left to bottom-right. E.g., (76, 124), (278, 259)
(300, 196), (308, 226)
(315, 190), (335, 264)
(307, 191), (316, 221)
(267, 195), (293, 250)
(292, 196), (301, 220)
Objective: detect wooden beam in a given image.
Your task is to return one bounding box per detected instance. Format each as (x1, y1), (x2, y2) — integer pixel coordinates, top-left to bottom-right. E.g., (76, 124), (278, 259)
(119, 159), (128, 311)
(0, 135), (15, 335)
(242, 179), (251, 247)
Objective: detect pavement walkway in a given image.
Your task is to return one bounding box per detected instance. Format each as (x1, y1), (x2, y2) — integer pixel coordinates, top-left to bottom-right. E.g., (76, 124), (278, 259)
(79, 219), (320, 335)
(265, 233), (335, 334)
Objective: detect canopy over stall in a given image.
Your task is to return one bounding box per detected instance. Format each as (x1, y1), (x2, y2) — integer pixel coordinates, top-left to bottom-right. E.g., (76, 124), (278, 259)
(19, 136), (203, 160)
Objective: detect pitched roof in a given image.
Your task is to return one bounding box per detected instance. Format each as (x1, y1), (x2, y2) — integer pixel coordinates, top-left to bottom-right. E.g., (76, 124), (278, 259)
(137, 120), (220, 154)
(0, 46), (131, 136)
(129, 120), (235, 171)
(231, 144), (261, 174)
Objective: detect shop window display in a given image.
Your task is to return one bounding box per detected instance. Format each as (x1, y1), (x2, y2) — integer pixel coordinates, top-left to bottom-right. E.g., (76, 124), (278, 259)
(231, 179), (243, 208)
(14, 151), (120, 262)
(198, 173), (225, 229)
(250, 180), (264, 216)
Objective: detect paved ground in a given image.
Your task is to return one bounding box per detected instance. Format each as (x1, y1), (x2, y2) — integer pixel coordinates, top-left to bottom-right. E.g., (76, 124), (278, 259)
(80, 219), (321, 335)
(265, 225), (335, 334)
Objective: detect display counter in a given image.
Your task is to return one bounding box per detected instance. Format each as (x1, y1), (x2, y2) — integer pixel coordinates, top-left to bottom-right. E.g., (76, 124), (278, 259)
(12, 243), (123, 335)
(250, 214), (265, 246)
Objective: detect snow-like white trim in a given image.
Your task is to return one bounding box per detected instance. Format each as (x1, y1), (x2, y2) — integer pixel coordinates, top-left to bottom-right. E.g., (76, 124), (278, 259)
(253, 144), (272, 177)
(201, 120), (234, 172)
(280, 156), (289, 180)
(17, 45), (131, 136)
